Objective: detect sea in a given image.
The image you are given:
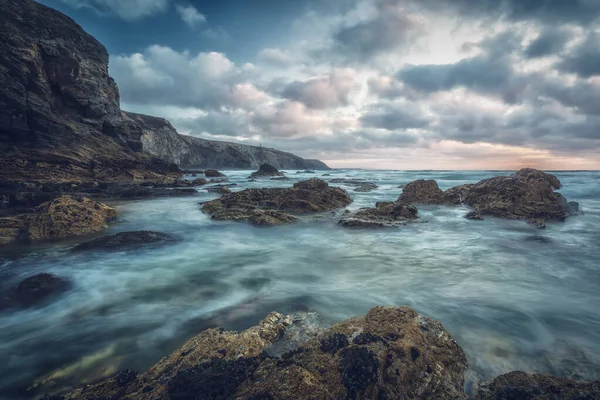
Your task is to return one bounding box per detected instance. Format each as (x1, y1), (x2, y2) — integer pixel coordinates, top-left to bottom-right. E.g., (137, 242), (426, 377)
(1, 170), (599, 398)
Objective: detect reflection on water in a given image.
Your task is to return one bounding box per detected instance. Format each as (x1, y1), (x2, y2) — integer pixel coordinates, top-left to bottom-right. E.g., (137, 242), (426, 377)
(1, 170), (599, 398)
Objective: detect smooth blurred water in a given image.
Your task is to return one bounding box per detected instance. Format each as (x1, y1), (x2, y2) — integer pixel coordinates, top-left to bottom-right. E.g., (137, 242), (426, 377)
(1, 170), (599, 398)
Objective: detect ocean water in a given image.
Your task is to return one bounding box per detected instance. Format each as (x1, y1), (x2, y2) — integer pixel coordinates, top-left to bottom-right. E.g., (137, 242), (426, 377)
(1, 170), (599, 398)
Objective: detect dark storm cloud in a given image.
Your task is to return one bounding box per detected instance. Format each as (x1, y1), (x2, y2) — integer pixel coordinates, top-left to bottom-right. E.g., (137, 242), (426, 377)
(360, 104), (430, 131)
(524, 29), (572, 59)
(542, 78), (600, 116)
(332, 1), (424, 59)
(397, 56), (525, 103)
(421, 0), (600, 25)
(556, 32), (600, 78)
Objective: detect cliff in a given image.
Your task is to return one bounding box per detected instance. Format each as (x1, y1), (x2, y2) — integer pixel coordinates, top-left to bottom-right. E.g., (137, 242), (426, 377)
(0, 0), (327, 183)
(131, 112), (330, 170)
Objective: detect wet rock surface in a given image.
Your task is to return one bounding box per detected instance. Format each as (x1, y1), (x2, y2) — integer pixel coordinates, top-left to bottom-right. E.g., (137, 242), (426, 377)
(353, 183), (378, 192)
(204, 170), (226, 178)
(339, 202), (420, 228)
(398, 180), (445, 204)
(465, 211), (484, 221)
(201, 179), (352, 226)
(5, 273), (72, 308)
(59, 307), (468, 400)
(1, 195), (117, 245)
(250, 164), (285, 178)
(72, 231), (175, 252)
(475, 371), (600, 400)
(399, 169), (575, 223)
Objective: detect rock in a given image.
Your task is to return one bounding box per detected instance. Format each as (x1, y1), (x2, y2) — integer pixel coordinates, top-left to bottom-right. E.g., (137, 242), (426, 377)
(568, 201), (580, 214)
(250, 164), (284, 178)
(398, 180), (445, 204)
(0, 0), (182, 183)
(14, 273), (72, 307)
(1, 195), (116, 245)
(204, 170), (226, 178)
(465, 211), (484, 220)
(60, 307), (467, 400)
(201, 178), (352, 226)
(400, 169), (574, 224)
(529, 219), (547, 229)
(476, 371), (600, 400)
(460, 169), (570, 222)
(322, 173), (331, 176)
(72, 231), (175, 252)
(30, 195), (116, 241)
(329, 178), (367, 185)
(206, 187), (232, 195)
(354, 183), (378, 192)
(296, 170), (315, 174)
(339, 202), (420, 228)
(523, 235), (553, 244)
(115, 187), (198, 199)
(270, 177), (291, 181)
(248, 210), (299, 227)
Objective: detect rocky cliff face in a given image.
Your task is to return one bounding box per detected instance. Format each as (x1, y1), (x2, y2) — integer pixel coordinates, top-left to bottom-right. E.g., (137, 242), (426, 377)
(0, 0), (179, 182)
(135, 112), (330, 170)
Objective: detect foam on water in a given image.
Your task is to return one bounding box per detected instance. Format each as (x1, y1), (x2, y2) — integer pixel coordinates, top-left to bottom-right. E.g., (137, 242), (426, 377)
(1, 170), (600, 398)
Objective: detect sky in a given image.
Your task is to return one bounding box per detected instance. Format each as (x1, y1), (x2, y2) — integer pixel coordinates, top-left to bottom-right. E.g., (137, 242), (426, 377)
(37, 0), (600, 170)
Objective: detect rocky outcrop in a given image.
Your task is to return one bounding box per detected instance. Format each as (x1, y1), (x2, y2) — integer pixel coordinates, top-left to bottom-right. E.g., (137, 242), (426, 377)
(398, 179), (445, 204)
(138, 117), (330, 170)
(476, 371), (600, 399)
(72, 231), (175, 252)
(201, 179), (352, 226)
(0, 0), (182, 183)
(60, 306), (468, 400)
(250, 163), (284, 178)
(339, 202), (420, 228)
(399, 169), (575, 223)
(354, 183), (378, 192)
(204, 169), (225, 178)
(0, 195), (116, 245)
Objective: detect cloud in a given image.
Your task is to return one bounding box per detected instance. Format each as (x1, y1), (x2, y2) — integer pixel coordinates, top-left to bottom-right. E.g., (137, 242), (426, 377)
(397, 56), (525, 103)
(59, 0), (169, 19)
(257, 48), (294, 66)
(419, 0), (600, 26)
(175, 4), (206, 28)
(556, 32), (600, 78)
(360, 102), (430, 130)
(110, 45), (261, 110)
(332, 0), (425, 59)
(280, 70), (360, 109)
(524, 28), (572, 59)
(251, 101), (328, 138)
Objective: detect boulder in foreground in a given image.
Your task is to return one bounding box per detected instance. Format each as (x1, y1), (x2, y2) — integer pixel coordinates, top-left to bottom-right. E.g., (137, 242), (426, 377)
(339, 202), (420, 228)
(201, 178), (352, 226)
(0, 195), (117, 245)
(61, 306), (468, 400)
(72, 231), (175, 252)
(250, 164), (284, 178)
(476, 371), (600, 400)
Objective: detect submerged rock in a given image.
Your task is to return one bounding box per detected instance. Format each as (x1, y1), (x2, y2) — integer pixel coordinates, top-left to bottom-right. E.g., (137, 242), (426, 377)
(354, 183), (378, 193)
(14, 273), (72, 307)
(250, 164), (284, 178)
(398, 179), (445, 204)
(465, 211), (484, 221)
(72, 231), (175, 252)
(339, 202), (420, 228)
(60, 307), (467, 400)
(204, 170), (226, 178)
(476, 371), (600, 400)
(296, 170), (315, 174)
(201, 178), (352, 226)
